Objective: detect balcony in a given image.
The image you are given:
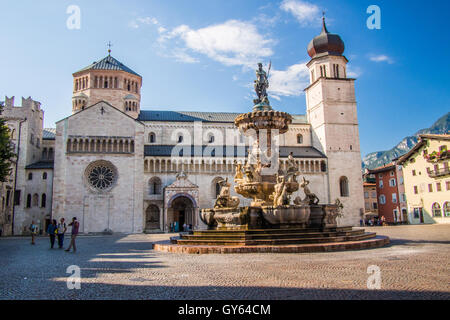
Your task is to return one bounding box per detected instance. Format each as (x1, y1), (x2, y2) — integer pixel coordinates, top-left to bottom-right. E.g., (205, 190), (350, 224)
(428, 167), (450, 178)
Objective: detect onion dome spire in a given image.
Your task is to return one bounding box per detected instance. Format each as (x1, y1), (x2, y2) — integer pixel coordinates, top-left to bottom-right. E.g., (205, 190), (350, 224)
(307, 14), (345, 58)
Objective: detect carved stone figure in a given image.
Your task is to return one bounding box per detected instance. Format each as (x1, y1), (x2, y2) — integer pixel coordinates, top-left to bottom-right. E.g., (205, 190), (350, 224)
(253, 161), (263, 182)
(253, 63), (270, 106)
(234, 162), (244, 183)
(214, 178), (240, 209)
(323, 199), (344, 227)
(176, 171), (187, 180)
(297, 176), (320, 205)
(272, 175), (289, 206)
(247, 140), (260, 165)
(243, 163), (254, 183)
(283, 152), (299, 183)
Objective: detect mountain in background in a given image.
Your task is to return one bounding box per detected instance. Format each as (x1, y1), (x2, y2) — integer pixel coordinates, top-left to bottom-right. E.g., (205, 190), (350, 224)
(362, 112), (450, 170)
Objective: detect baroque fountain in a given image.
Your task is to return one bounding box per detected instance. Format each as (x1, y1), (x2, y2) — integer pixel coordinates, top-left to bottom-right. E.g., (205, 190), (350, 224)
(154, 63), (389, 254)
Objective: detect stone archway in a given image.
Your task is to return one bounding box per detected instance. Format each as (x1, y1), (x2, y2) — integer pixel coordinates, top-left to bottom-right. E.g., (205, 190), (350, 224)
(168, 196), (195, 232)
(145, 204), (160, 230)
(163, 172), (199, 232)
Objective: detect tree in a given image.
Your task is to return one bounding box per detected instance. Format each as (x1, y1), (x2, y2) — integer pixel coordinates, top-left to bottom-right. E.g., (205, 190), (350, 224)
(0, 104), (15, 182)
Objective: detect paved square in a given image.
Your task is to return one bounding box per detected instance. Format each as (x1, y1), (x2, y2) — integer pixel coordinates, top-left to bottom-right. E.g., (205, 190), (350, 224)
(0, 225), (449, 300)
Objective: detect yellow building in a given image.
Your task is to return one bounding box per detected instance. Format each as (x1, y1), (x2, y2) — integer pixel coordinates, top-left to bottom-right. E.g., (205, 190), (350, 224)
(398, 134), (449, 224)
(363, 182), (378, 218)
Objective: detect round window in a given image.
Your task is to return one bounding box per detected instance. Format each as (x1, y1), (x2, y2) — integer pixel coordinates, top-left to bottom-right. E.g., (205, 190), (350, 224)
(85, 161), (118, 192)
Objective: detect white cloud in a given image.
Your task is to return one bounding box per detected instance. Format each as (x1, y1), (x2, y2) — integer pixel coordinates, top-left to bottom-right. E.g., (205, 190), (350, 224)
(268, 63), (310, 97)
(347, 65), (362, 78)
(157, 20), (274, 68)
(369, 54), (394, 64)
(171, 48), (199, 64)
(280, 0), (321, 26)
(129, 17), (159, 29)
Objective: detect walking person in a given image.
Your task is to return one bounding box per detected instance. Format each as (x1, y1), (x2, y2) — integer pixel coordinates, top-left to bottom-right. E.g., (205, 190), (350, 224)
(65, 217), (79, 253)
(47, 220), (57, 249)
(29, 220), (38, 245)
(57, 218), (67, 249)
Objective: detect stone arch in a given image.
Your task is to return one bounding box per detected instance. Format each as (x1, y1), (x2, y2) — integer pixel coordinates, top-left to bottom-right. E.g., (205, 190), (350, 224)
(432, 202), (442, 217)
(339, 176), (349, 197)
(444, 202), (450, 217)
(32, 193), (39, 207)
(41, 194), (46, 208)
(297, 133), (303, 144)
(26, 194), (32, 208)
(167, 193), (198, 209)
(148, 177), (162, 195)
(145, 204), (160, 230)
(149, 132), (156, 143)
(320, 160), (327, 172)
(167, 195), (196, 231)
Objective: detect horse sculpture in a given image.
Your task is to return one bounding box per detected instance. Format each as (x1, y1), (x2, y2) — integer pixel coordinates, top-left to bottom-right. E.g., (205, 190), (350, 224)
(294, 177), (320, 205)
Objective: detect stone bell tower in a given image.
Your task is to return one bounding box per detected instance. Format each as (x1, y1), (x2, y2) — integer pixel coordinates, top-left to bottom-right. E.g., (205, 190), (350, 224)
(71, 49), (142, 119)
(304, 16), (364, 226)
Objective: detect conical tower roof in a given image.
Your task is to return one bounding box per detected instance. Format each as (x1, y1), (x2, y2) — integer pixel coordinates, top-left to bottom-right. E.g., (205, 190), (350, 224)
(74, 55), (141, 77)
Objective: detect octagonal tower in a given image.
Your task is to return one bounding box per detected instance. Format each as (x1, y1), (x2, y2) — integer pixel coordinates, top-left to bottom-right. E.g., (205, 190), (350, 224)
(72, 53), (142, 119)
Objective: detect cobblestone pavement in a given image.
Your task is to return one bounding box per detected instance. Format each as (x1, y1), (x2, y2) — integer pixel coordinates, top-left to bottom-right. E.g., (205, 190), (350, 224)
(0, 225), (449, 300)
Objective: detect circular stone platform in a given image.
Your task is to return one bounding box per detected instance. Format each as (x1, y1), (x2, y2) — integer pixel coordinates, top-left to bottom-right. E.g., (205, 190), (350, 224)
(152, 227), (390, 254)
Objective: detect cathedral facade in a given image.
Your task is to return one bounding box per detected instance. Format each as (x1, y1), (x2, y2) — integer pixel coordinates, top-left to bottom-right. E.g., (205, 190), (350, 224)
(1, 21), (365, 235)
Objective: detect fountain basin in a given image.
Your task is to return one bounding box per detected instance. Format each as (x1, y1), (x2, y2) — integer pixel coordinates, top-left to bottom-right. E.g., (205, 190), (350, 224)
(234, 110), (292, 133)
(261, 205), (310, 227)
(234, 181), (299, 206)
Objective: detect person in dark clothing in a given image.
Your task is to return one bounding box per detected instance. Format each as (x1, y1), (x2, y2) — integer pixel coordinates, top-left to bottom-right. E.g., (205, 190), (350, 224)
(46, 220), (57, 249)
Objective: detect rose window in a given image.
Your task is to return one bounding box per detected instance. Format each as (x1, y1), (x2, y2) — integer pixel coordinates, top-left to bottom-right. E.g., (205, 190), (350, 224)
(85, 161), (117, 192)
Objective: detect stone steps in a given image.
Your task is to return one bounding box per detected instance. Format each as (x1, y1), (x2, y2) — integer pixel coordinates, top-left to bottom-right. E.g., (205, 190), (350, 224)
(154, 235), (390, 254)
(181, 229), (365, 241)
(175, 232), (377, 246)
(193, 226), (353, 236)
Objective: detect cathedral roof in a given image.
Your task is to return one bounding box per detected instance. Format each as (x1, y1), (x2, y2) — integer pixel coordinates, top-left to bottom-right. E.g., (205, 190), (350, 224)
(144, 145), (325, 158)
(43, 128), (56, 140)
(26, 161), (54, 169)
(74, 55), (141, 77)
(138, 110), (307, 124)
(307, 17), (345, 59)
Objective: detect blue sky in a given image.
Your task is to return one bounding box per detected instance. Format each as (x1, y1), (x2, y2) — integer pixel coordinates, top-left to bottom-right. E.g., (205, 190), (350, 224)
(0, 0), (448, 157)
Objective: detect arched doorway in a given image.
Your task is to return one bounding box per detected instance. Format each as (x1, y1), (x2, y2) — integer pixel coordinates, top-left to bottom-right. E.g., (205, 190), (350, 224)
(145, 205), (160, 230)
(169, 196), (195, 232)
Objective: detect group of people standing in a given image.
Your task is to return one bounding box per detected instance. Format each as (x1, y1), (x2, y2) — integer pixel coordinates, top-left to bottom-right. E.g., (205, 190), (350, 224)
(360, 215), (387, 227)
(29, 217), (79, 252)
